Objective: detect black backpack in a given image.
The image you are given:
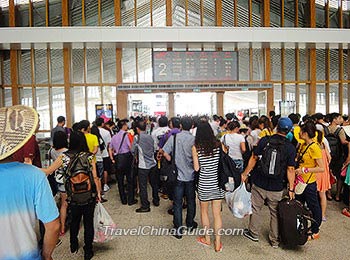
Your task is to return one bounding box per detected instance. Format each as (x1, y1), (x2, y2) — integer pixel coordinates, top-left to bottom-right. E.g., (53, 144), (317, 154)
(65, 152), (96, 205)
(324, 127), (343, 158)
(242, 135), (252, 168)
(278, 198), (315, 247)
(259, 136), (287, 179)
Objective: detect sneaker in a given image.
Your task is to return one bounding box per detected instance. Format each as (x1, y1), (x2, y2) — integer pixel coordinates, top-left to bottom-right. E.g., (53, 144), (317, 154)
(153, 200), (160, 207)
(172, 234), (182, 239)
(167, 208), (174, 215)
(187, 221), (198, 232)
(70, 244), (78, 254)
(243, 229), (259, 242)
(128, 199), (138, 206)
(84, 252), (94, 260)
(100, 198), (108, 203)
(272, 245), (279, 249)
(103, 184), (110, 192)
(135, 207), (150, 213)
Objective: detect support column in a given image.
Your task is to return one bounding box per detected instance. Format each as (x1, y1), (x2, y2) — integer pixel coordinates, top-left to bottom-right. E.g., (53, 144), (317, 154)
(166, 0), (172, 26)
(216, 92), (224, 117)
(308, 0), (316, 114)
(115, 0), (124, 119)
(9, 0), (19, 105)
(308, 48), (317, 114)
(62, 0), (72, 127)
(117, 91), (128, 118)
(168, 92), (175, 117)
(262, 1), (273, 113)
(338, 2), (344, 114)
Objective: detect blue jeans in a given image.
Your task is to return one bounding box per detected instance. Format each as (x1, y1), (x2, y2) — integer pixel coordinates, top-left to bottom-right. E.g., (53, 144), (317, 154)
(96, 161), (104, 178)
(173, 180), (196, 232)
(295, 182), (321, 234)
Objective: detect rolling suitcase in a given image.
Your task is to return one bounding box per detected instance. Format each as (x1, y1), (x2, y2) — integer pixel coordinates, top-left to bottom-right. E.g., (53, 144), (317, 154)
(278, 198), (314, 247)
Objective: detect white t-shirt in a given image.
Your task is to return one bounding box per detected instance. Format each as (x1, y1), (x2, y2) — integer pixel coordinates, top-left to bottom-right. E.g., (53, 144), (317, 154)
(221, 133), (245, 160)
(151, 126), (170, 150)
(99, 127), (112, 158)
(251, 129), (261, 145)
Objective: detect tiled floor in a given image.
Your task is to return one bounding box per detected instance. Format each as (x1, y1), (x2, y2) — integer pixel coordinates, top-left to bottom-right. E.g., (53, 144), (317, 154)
(53, 184), (350, 260)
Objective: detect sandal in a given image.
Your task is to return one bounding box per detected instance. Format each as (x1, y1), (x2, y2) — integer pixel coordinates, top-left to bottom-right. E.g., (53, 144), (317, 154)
(307, 233), (320, 241)
(196, 237), (211, 247)
(214, 241), (223, 252)
(342, 208), (350, 218)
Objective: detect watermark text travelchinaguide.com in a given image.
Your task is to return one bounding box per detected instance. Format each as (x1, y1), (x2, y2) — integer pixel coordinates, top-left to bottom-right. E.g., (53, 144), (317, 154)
(102, 226), (244, 236)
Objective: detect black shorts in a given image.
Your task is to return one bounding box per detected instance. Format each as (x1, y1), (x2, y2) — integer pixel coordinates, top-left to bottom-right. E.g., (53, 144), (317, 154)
(329, 158), (344, 178)
(103, 157), (112, 173)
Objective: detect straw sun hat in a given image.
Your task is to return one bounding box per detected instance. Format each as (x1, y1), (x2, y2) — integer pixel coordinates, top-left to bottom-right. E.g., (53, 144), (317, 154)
(0, 105), (39, 161)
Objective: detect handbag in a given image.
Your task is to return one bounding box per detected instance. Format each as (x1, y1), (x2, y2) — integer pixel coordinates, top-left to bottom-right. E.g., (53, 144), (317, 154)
(329, 172), (337, 185)
(218, 135), (241, 191)
(160, 134), (178, 184)
(114, 132), (128, 170)
(294, 174), (312, 195)
(341, 165), (348, 177)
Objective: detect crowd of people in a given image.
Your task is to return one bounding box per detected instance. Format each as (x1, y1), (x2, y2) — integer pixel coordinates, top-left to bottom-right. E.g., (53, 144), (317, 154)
(1, 105), (350, 259)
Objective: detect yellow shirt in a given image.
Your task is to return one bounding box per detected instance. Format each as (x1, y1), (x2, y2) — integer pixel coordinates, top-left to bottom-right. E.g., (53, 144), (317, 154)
(258, 128), (273, 138)
(85, 133), (99, 161)
(298, 142), (322, 183)
(293, 125), (318, 145)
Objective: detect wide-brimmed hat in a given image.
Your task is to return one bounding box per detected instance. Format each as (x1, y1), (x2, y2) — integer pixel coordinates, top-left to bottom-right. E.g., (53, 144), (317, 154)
(0, 105), (39, 160)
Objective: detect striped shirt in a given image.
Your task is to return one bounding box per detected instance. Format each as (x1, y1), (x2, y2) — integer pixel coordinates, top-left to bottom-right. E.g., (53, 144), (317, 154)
(197, 147), (224, 201)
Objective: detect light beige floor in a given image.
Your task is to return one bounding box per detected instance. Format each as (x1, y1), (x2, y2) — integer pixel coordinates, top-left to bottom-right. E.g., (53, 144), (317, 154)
(53, 184), (350, 260)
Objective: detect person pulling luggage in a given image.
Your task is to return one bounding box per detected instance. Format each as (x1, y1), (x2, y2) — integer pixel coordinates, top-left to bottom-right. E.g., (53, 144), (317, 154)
(241, 117), (296, 248)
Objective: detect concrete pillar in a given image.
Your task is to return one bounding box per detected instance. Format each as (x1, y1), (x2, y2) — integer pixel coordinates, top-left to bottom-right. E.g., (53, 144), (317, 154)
(216, 91), (224, 116)
(117, 91), (128, 119)
(168, 92), (175, 117)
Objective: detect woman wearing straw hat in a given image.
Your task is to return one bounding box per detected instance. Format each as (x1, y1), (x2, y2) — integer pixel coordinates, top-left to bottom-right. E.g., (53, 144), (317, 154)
(0, 105), (60, 260)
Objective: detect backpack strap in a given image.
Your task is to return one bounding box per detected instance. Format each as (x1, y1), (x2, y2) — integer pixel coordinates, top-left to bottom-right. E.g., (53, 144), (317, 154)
(66, 152), (81, 177)
(117, 132), (127, 154)
(172, 134), (176, 164)
(223, 134), (229, 152)
(334, 127), (342, 137)
(297, 142), (315, 165)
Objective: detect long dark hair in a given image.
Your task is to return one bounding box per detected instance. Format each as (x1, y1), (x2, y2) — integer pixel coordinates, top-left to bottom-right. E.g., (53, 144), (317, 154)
(316, 130), (323, 144)
(195, 121), (220, 156)
(52, 131), (68, 150)
(68, 131), (89, 153)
